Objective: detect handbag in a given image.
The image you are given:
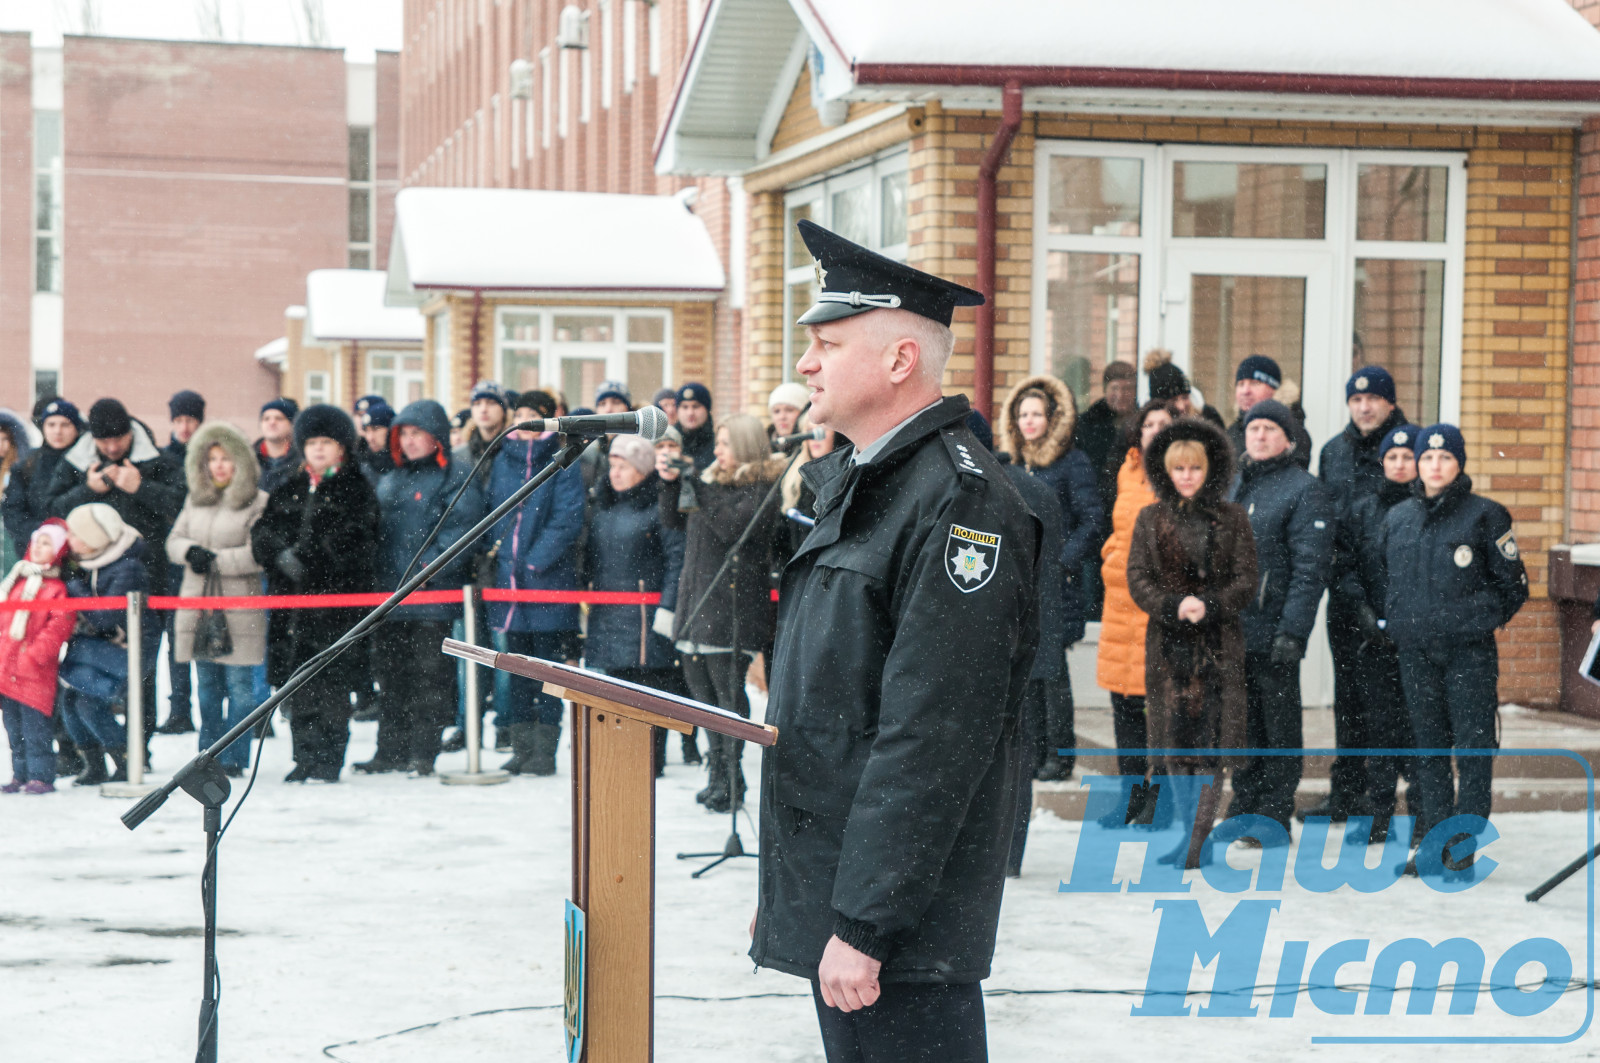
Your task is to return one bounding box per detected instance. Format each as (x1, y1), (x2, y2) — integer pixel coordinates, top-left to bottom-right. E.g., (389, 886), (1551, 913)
(191, 566), (234, 661)
(59, 632), (129, 702)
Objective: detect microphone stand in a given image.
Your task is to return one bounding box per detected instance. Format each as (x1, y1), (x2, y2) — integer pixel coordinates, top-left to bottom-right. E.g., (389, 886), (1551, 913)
(676, 446), (807, 877)
(118, 432), (596, 1063)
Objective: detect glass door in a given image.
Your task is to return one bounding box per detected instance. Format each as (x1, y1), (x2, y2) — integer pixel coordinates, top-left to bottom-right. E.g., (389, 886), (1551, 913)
(1161, 249), (1339, 452)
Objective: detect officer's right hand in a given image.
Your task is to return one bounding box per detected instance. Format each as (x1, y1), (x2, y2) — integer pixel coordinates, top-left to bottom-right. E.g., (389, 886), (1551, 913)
(818, 935), (882, 1012)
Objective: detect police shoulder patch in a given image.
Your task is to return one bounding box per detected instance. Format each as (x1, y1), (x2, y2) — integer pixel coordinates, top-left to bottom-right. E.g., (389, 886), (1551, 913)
(1496, 529), (1519, 561)
(947, 524), (1001, 592)
(942, 431), (985, 477)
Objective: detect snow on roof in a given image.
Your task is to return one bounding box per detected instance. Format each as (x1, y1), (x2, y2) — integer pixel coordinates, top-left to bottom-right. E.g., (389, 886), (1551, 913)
(385, 187), (726, 302)
(305, 269), (425, 343)
(807, 0), (1600, 85)
(254, 336), (288, 366)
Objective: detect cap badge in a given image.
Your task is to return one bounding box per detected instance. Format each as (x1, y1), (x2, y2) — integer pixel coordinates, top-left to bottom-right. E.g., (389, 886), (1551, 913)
(1393, 431), (1408, 445)
(813, 260), (828, 287)
(1454, 545), (1474, 568)
(1429, 433), (1445, 450)
(1355, 376), (1370, 391)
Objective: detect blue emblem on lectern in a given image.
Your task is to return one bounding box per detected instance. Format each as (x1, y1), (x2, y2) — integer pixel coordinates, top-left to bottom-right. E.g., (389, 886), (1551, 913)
(564, 900), (586, 1063)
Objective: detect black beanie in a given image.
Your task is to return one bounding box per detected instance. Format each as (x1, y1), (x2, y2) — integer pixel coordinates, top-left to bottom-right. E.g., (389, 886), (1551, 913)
(168, 389), (206, 421)
(1148, 363), (1190, 402)
(293, 404), (357, 456)
(87, 398), (132, 439)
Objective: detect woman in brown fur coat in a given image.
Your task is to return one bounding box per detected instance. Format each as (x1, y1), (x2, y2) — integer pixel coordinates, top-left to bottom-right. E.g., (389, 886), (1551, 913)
(1126, 417), (1257, 868)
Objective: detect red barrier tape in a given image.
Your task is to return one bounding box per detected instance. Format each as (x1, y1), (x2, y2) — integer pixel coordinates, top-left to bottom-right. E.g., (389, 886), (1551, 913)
(0, 587), (783, 613)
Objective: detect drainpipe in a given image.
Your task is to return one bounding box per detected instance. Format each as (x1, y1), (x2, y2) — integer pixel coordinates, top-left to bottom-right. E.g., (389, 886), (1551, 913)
(468, 291), (484, 391)
(975, 81), (1022, 422)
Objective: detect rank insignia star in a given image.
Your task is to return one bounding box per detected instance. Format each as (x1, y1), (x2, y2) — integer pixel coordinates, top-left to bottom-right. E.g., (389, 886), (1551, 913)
(1393, 431), (1408, 446)
(1430, 433), (1445, 450)
(1355, 376), (1370, 390)
(813, 260), (828, 287)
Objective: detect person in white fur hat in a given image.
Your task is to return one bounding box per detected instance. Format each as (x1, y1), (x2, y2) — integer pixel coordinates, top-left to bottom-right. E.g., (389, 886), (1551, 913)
(767, 382), (810, 448)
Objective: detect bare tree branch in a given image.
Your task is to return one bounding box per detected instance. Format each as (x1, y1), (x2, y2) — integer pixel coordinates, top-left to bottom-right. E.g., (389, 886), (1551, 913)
(297, 0), (329, 47)
(194, 0), (225, 41)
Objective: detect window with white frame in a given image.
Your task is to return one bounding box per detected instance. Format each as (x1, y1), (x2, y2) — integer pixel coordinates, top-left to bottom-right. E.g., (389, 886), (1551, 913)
(368, 350), (426, 408)
(34, 110), (63, 293)
(348, 125), (374, 268)
(600, 0), (613, 109)
(781, 151), (910, 380)
(1032, 142), (1465, 431)
(306, 371), (330, 406)
(495, 306), (672, 409)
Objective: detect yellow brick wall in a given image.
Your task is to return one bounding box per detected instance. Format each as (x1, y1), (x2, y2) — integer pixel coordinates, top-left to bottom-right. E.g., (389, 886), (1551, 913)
(768, 62), (890, 156)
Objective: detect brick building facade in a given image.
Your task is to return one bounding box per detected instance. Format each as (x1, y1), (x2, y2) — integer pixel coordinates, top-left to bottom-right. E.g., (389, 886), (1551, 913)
(0, 35), (399, 433)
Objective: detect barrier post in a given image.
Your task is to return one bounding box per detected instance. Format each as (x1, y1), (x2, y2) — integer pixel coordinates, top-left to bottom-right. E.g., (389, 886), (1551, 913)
(441, 584), (509, 786)
(104, 591), (157, 798)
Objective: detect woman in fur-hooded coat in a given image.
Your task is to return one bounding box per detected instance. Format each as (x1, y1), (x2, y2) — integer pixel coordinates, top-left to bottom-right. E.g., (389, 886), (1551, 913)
(1002, 374), (1104, 644)
(166, 423), (268, 668)
(1125, 418), (1257, 775)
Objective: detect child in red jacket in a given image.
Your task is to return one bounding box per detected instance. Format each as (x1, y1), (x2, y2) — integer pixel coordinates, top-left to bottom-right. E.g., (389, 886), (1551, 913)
(0, 520), (74, 793)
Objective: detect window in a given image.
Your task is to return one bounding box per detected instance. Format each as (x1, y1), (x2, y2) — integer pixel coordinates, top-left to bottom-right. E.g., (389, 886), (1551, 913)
(368, 351), (426, 407)
(348, 125), (374, 268)
(600, 0), (613, 109)
(781, 152), (909, 380)
(623, 0), (637, 92)
(33, 371), (59, 407)
(495, 306), (672, 402)
(306, 371), (330, 405)
(34, 110), (63, 294)
(647, 2), (660, 76)
(541, 48), (552, 149)
(1031, 143), (1466, 427)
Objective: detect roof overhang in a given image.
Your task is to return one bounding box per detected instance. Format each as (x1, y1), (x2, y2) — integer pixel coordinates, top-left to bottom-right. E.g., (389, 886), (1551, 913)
(385, 187), (727, 306)
(254, 336), (288, 367)
(306, 270), (426, 344)
(658, 0), (1600, 175)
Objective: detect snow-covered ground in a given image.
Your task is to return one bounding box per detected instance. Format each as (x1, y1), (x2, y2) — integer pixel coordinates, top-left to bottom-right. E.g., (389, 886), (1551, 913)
(1, 699), (1596, 1061)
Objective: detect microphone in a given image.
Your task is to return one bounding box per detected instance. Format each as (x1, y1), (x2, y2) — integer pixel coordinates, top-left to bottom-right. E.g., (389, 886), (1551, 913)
(784, 507), (816, 528)
(513, 406), (669, 441)
(772, 427), (826, 449)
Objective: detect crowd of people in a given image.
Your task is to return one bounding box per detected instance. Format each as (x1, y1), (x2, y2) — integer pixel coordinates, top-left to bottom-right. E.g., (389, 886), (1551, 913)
(0, 351), (1532, 875)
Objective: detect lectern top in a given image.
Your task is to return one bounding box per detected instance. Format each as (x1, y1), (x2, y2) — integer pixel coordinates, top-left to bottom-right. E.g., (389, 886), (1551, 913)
(442, 640), (777, 746)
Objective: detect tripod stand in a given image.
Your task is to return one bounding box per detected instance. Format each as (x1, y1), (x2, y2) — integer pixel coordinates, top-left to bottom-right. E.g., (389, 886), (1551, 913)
(675, 448), (805, 877)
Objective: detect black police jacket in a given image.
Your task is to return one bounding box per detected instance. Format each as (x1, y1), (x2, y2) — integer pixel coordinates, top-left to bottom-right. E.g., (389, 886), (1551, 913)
(1381, 474), (1528, 647)
(1228, 453), (1334, 655)
(752, 395), (1041, 984)
(1318, 407), (1408, 606)
(1333, 476), (1413, 610)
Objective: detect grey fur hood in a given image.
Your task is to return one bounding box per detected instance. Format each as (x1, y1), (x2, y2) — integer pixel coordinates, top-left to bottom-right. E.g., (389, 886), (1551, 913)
(184, 422), (261, 508)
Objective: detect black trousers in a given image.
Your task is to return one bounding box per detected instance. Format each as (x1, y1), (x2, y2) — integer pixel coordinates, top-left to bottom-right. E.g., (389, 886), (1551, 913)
(1357, 639), (1416, 820)
(1226, 653), (1303, 829)
(812, 980), (987, 1063)
(1110, 692), (1148, 780)
(373, 620), (457, 766)
(1398, 636), (1498, 835)
(165, 562), (193, 720)
(1325, 597), (1369, 811)
(682, 652), (751, 770)
(288, 669), (352, 777)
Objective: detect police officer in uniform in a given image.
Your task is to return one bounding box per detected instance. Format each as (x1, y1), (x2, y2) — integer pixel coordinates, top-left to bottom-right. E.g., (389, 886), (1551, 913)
(751, 219), (1041, 1063)
(1381, 424), (1527, 851)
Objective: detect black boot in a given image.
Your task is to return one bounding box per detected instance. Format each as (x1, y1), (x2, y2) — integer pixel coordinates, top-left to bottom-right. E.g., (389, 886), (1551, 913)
(408, 726), (442, 777)
(526, 723), (561, 777)
(1294, 797), (1349, 823)
(653, 726), (667, 778)
(1034, 754), (1071, 782)
(681, 729), (702, 765)
(696, 739), (724, 805)
(156, 712), (194, 735)
(74, 746), (108, 786)
(706, 741), (743, 814)
(55, 735), (85, 778)
(502, 723), (538, 775)
(107, 749), (129, 784)
(440, 727), (466, 753)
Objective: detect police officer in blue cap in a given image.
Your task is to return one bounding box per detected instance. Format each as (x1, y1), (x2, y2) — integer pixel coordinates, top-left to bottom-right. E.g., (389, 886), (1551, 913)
(1380, 424), (1527, 862)
(751, 220), (1040, 1062)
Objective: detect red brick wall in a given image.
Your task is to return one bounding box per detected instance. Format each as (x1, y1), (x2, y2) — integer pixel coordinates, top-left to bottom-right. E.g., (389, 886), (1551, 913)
(375, 50), (402, 268)
(61, 37), (348, 434)
(0, 34), (31, 406)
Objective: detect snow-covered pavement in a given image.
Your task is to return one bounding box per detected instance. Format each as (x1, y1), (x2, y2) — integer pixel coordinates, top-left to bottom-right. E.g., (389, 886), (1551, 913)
(1, 708), (1595, 1061)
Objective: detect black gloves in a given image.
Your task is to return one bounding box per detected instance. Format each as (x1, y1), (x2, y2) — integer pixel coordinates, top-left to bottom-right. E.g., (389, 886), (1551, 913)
(275, 548), (307, 586)
(1270, 634), (1304, 667)
(1354, 602), (1387, 646)
(185, 545), (217, 575)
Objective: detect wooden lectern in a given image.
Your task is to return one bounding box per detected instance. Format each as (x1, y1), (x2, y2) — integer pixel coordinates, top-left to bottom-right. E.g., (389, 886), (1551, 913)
(441, 640), (777, 1063)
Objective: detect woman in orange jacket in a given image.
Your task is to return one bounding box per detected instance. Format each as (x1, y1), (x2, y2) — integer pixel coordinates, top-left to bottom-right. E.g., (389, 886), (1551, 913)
(1095, 398), (1175, 825)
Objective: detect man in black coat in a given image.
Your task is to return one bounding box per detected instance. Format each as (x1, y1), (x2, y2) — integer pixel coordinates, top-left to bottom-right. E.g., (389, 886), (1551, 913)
(2, 397), (81, 557)
(753, 220), (1040, 1063)
(1302, 367), (1411, 821)
(155, 389), (205, 735)
(1074, 361), (1137, 622)
(673, 382), (716, 472)
(1225, 400), (1334, 838)
(254, 398), (302, 495)
(1226, 355), (1313, 470)
(1380, 424), (1527, 851)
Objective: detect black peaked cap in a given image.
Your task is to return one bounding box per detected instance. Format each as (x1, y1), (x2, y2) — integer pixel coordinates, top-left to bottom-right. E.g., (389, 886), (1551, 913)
(795, 219), (983, 328)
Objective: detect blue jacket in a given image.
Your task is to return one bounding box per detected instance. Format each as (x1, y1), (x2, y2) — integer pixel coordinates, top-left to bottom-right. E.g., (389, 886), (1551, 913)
(1381, 474), (1528, 647)
(487, 434), (585, 633)
(66, 534), (160, 660)
(1026, 449), (1104, 645)
(583, 474), (684, 671)
(1003, 464), (1066, 679)
(374, 401), (487, 623)
(1229, 453), (1334, 655)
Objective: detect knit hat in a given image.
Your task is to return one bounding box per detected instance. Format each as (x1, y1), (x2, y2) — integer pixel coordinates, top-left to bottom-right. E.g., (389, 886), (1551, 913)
(1235, 355), (1282, 389)
(36, 397), (82, 431)
(168, 390), (206, 421)
(517, 390), (558, 419)
(87, 398), (132, 439)
(655, 424), (683, 448)
(1148, 362), (1190, 402)
(451, 408), (471, 430)
(676, 382), (712, 411)
(353, 394), (385, 415)
(261, 397), (299, 423)
(1346, 366), (1397, 404)
(768, 382), (809, 413)
(470, 380), (510, 410)
(1241, 399), (1299, 443)
(293, 404), (357, 455)
(29, 519), (69, 566)
(652, 387), (677, 408)
(609, 434), (655, 476)
(595, 380), (632, 408)
(360, 401), (395, 429)
(1414, 423), (1467, 469)
(66, 503), (125, 555)
(1379, 423), (1421, 460)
